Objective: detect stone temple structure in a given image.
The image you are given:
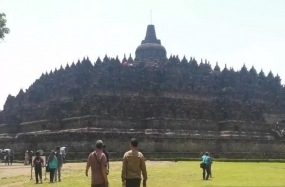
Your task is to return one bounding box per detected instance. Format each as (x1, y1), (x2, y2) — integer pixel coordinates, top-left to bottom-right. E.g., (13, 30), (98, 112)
(1, 24), (285, 159)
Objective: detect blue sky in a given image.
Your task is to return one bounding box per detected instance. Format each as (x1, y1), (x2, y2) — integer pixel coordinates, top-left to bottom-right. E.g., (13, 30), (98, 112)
(1, 0), (285, 109)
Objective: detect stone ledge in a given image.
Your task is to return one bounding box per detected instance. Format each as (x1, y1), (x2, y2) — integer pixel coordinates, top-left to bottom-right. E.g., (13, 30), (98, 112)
(0, 117), (271, 135)
(0, 131), (274, 142)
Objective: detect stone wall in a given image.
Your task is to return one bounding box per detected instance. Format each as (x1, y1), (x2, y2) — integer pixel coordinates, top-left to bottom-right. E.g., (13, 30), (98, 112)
(4, 138), (285, 160)
(0, 114), (281, 160)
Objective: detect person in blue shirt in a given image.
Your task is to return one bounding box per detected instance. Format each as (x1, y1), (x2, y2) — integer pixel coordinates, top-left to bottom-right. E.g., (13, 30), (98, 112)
(201, 152), (211, 180)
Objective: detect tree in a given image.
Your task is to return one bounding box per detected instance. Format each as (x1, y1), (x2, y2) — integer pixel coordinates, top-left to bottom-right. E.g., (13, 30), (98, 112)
(0, 13), (10, 40)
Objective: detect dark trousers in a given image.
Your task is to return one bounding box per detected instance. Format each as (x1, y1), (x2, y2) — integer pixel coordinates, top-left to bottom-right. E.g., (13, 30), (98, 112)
(91, 184), (104, 187)
(202, 165), (210, 180)
(35, 168), (42, 183)
(10, 157), (13, 165)
(5, 158), (9, 165)
(49, 168), (56, 182)
(126, 178), (141, 187)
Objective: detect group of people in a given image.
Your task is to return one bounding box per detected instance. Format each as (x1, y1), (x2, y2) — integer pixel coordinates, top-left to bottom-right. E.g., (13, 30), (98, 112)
(30, 140), (212, 186)
(86, 138), (147, 187)
(32, 146), (64, 184)
(200, 152), (213, 180)
(2, 150), (13, 165)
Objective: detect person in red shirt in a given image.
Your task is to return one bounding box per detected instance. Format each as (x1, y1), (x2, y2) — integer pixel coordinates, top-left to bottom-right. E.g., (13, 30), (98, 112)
(33, 151), (44, 184)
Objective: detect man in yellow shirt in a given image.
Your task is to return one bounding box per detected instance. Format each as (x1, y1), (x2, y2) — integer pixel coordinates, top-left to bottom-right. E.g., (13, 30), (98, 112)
(121, 138), (147, 187)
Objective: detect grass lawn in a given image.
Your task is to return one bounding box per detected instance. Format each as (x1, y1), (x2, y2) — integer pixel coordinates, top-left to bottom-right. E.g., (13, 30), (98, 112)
(1, 161), (284, 187)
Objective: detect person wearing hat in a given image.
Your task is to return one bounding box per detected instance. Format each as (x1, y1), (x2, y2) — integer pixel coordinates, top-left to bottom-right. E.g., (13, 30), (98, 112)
(86, 140), (108, 187)
(121, 138), (147, 187)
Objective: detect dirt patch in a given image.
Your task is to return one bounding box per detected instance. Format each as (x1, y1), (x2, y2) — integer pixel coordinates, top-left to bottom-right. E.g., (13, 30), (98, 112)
(0, 164), (31, 178)
(0, 162), (93, 181)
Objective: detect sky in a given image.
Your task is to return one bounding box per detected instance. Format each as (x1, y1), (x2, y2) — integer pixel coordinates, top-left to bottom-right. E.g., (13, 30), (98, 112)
(1, 0), (285, 109)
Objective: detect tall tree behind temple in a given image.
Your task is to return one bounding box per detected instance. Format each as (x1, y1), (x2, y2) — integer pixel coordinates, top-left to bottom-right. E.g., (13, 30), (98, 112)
(0, 13), (10, 40)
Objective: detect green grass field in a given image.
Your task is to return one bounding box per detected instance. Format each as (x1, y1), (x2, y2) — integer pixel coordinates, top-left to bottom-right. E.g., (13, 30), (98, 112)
(1, 161), (285, 187)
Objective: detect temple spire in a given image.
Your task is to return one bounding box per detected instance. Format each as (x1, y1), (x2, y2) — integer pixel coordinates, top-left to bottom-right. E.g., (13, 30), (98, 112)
(150, 10), (152, 24)
(141, 25), (161, 45)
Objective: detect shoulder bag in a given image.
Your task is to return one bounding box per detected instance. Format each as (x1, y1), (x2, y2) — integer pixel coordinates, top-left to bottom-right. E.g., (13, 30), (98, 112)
(93, 152), (108, 174)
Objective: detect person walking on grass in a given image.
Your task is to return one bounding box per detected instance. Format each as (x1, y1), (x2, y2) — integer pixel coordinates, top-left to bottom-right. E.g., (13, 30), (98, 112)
(121, 138), (147, 187)
(201, 152), (211, 180)
(54, 146), (63, 182)
(33, 151), (44, 184)
(48, 150), (58, 183)
(85, 140), (109, 187)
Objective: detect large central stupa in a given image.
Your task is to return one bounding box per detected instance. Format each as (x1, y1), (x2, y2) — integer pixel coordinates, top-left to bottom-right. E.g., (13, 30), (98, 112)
(135, 25), (167, 60)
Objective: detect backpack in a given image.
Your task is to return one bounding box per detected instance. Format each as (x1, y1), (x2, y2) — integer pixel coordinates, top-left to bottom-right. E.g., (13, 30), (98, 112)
(35, 158), (42, 168)
(200, 162), (206, 168)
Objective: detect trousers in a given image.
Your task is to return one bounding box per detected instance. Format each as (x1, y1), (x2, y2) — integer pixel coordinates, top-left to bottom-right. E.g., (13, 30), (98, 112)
(5, 157), (9, 165)
(54, 166), (61, 181)
(49, 168), (56, 182)
(126, 178), (141, 187)
(35, 168), (42, 183)
(202, 165), (210, 180)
